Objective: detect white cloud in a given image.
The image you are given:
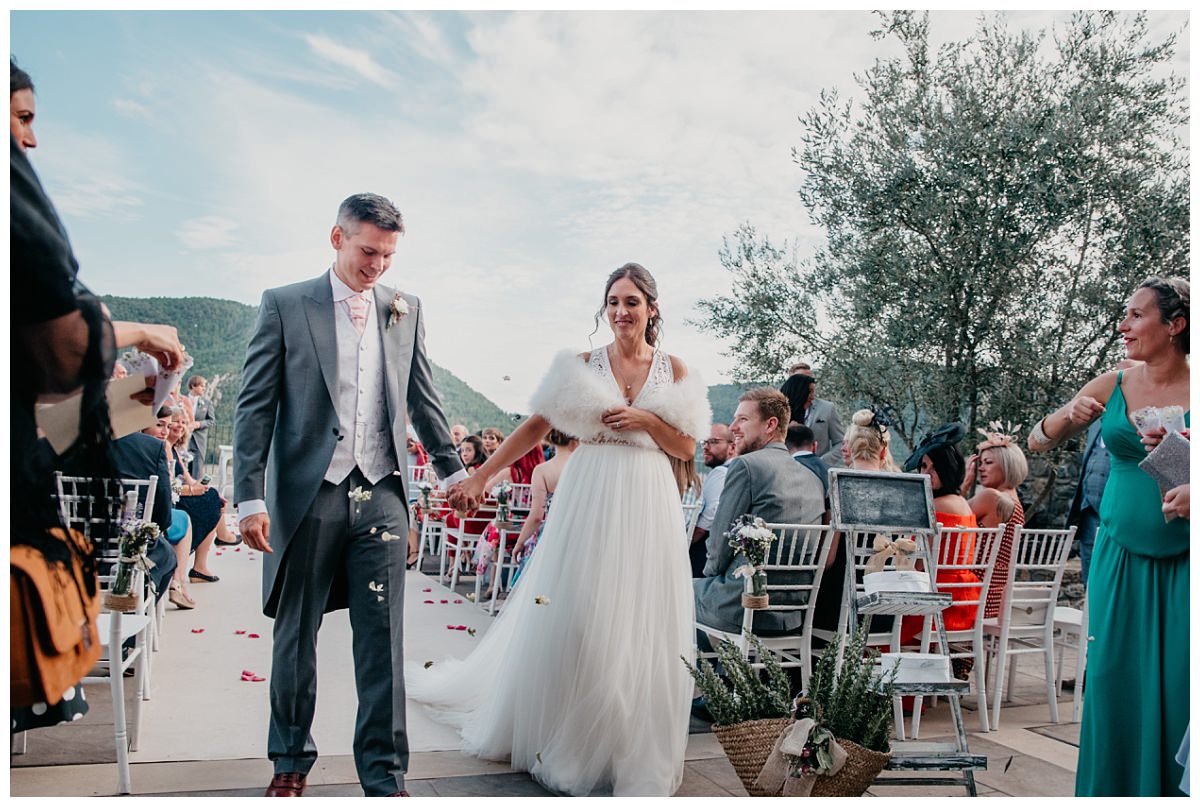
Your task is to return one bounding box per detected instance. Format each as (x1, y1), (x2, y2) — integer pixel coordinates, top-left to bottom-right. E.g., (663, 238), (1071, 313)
(31, 126), (145, 221)
(36, 10), (1187, 413)
(179, 216), (240, 250)
(112, 98), (152, 119)
(304, 32), (397, 88)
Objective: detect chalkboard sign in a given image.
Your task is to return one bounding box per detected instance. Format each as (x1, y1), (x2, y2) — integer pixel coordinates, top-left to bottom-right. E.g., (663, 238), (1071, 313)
(828, 468), (935, 534)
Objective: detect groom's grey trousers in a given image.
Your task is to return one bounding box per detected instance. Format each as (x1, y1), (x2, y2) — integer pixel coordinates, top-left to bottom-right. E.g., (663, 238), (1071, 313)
(267, 468), (409, 795)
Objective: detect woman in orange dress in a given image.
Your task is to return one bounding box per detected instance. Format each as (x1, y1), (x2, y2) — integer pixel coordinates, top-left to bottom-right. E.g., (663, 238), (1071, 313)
(900, 425), (980, 646)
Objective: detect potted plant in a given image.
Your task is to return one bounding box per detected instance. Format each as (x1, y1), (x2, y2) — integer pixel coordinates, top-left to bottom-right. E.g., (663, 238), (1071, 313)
(795, 625), (896, 796)
(682, 633), (795, 796)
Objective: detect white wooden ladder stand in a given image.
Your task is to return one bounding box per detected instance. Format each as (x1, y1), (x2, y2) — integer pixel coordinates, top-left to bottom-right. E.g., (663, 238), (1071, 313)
(830, 468), (987, 796)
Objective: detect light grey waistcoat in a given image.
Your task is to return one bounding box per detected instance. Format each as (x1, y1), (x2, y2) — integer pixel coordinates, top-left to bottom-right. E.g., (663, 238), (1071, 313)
(325, 298), (398, 485)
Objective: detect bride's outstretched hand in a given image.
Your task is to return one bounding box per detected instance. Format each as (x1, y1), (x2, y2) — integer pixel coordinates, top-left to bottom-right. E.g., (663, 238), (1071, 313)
(602, 405), (651, 433)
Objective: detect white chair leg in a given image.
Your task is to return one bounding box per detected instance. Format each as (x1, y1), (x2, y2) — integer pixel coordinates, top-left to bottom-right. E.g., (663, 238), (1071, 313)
(130, 648), (145, 752)
(11, 731), (28, 755)
(110, 617), (132, 794)
(1072, 636), (1085, 722)
(974, 640), (990, 733)
(1044, 628), (1060, 724)
(991, 632), (1009, 730)
(892, 697), (907, 742)
(1006, 649), (1018, 703)
(1055, 641), (1065, 696)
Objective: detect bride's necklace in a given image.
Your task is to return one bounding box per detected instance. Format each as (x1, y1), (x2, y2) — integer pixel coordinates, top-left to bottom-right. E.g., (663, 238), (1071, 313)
(609, 345), (651, 404)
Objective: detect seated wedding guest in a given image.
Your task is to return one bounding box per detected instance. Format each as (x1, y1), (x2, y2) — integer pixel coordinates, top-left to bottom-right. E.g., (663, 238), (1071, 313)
(961, 427), (1028, 619)
(511, 430), (578, 585)
(481, 427), (505, 455)
(691, 423), (734, 577)
(459, 435), (488, 474)
(812, 408), (898, 633)
(901, 425), (981, 648)
(166, 406), (234, 589)
(143, 408), (196, 609)
(694, 388), (824, 636)
(450, 424), (468, 448)
(786, 423), (830, 500)
(108, 427), (179, 603)
(784, 363), (845, 464)
(506, 442), (545, 485)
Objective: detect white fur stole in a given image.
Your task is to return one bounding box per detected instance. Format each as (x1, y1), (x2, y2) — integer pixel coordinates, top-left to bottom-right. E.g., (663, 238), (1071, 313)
(528, 349), (712, 449)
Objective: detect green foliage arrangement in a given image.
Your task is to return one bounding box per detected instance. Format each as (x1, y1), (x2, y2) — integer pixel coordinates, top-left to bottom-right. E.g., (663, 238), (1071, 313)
(803, 625), (897, 753)
(682, 633), (792, 726)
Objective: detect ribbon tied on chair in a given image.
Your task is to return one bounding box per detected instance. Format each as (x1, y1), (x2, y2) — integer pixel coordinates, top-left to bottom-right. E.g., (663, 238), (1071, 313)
(864, 535), (918, 574)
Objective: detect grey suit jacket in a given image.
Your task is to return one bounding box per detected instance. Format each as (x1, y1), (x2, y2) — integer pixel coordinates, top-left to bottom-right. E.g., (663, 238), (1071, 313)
(189, 395), (216, 457)
(807, 398), (844, 466)
(694, 441), (826, 635)
(233, 271), (464, 616)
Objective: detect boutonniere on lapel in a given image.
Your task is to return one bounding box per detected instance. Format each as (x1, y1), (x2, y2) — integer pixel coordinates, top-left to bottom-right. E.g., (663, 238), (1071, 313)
(387, 293), (410, 329)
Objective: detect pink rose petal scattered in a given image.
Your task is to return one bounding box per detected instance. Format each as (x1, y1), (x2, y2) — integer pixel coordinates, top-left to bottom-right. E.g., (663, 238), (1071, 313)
(446, 625), (456, 630)
(440, 599), (448, 604)
(248, 633), (261, 639)
(454, 600), (463, 604)
(422, 588), (431, 592)
(423, 600), (434, 604)
(234, 630), (247, 635)
(241, 671), (266, 683)
(191, 628), (205, 634)
(455, 625), (467, 631)
(234, 547), (241, 552)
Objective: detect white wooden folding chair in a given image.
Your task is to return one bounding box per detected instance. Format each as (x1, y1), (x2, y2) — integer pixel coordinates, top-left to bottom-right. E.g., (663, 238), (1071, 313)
(1052, 592), (1088, 723)
(507, 484), (534, 514)
(983, 526), (1076, 728)
(54, 473), (156, 795)
(697, 523), (836, 685)
(440, 509), (498, 589)
(474, 516), (527, 615)
(912, 523), (1007, 735)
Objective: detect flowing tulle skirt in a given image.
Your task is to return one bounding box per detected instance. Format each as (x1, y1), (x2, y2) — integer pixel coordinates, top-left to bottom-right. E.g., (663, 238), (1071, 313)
(406, 443), (694, 796)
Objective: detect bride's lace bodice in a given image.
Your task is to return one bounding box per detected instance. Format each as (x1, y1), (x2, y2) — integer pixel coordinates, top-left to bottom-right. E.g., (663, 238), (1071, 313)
(587, 346), (674, 406)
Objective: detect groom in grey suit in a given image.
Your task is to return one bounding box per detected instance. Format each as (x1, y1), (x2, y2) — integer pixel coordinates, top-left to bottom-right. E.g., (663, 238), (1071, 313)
(694, 388), (825, 636)
(234, 194), (466, 797)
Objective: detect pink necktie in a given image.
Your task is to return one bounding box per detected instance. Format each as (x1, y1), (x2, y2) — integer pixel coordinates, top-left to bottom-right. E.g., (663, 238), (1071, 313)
(345, 295), (369, 336)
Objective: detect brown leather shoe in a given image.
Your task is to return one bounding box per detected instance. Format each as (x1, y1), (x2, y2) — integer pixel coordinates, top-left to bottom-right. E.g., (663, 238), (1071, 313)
(265, 772), (307, 797)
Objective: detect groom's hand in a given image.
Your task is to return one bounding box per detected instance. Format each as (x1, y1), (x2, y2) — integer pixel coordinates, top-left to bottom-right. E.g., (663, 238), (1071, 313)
(240, 513), (273, 553)
(447, 482), (480, 513)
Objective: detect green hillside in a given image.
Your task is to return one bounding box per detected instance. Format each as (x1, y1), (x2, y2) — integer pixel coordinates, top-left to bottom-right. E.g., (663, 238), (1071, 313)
(102, 295), (515, 459)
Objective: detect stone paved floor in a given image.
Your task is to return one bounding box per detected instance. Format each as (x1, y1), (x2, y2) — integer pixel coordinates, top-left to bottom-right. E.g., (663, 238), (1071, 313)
(10, 546), (1083, 797)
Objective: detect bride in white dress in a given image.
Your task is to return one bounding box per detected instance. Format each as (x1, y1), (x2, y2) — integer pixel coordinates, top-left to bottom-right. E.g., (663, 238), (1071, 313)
(406, 263), (711, 796)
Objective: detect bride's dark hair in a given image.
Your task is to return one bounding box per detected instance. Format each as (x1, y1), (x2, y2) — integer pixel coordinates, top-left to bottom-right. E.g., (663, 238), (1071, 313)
(591, 262), (663, 347)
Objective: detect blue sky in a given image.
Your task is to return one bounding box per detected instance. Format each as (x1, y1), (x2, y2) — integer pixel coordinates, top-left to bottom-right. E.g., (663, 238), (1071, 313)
(11, 10), (1189, 411)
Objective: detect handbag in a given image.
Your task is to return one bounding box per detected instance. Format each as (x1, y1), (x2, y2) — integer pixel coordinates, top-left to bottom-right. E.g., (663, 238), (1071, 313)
(10, 527), (102, 708)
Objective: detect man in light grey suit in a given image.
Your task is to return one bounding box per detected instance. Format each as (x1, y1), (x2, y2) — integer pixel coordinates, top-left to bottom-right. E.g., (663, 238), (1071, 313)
(234, 194), (466, 798)
(187, 375), (215, 478)
(789, 362), (844, 465)
(694, 387), (825, 636)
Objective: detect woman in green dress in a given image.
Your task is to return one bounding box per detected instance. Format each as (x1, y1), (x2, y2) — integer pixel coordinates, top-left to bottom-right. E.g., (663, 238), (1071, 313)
(1029, 276), (1190, 796)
